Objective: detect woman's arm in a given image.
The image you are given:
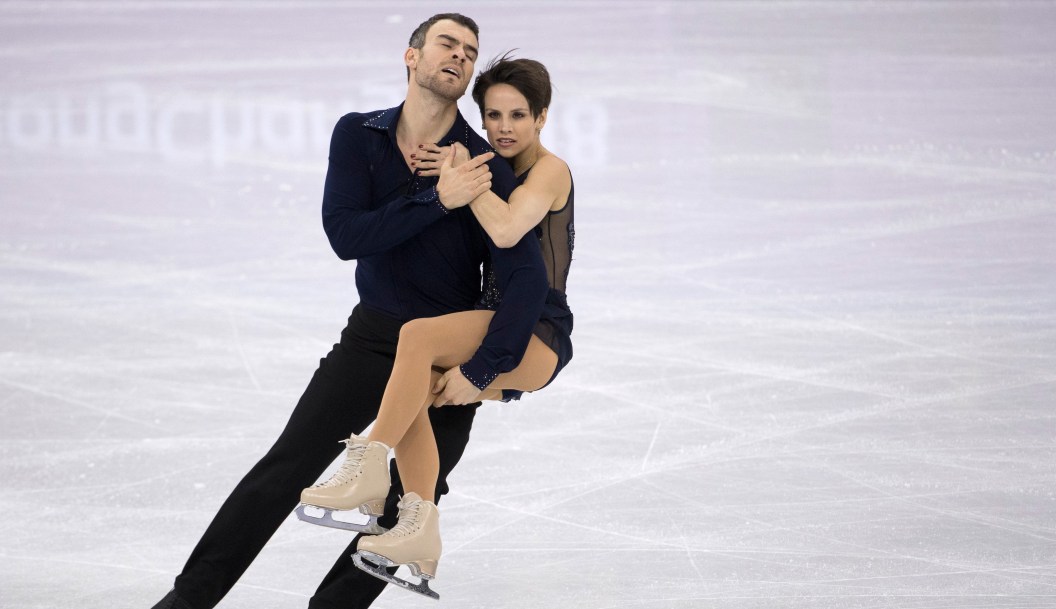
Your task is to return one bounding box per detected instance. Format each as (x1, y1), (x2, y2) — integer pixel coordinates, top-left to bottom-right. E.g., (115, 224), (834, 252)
(450, 228), (549, 400)
(419, 144), (572, 248)
(468, 153), (570, 247)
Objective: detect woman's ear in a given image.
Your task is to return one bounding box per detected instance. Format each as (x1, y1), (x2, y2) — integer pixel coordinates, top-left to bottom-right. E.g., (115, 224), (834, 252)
(536, 107), (548, 132)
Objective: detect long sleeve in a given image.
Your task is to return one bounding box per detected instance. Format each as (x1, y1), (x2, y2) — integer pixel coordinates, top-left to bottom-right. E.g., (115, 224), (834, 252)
(459, 229), (549, 390)
(321, 115), (448, 260)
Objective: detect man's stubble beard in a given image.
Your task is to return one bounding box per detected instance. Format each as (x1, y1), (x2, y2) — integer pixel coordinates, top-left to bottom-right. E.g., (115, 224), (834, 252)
(414, 68), (468, 103)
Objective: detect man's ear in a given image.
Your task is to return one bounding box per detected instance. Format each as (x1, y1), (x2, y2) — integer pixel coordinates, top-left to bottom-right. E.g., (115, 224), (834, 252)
(405, 47), (418, 72)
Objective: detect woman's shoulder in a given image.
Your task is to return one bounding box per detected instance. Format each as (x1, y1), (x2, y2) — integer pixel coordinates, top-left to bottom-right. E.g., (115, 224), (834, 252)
(523, 152), (572, 213)
(526, 152), (572, 188)
(535, 152), (570, 176)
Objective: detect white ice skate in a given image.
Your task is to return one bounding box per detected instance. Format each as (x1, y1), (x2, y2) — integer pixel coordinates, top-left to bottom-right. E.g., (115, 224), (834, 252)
(295, 434), (391, 534)
(353, 492), (441, 600)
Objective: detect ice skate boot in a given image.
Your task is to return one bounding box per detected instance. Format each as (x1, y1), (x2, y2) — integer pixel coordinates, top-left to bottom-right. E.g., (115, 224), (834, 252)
(353, 492), (441, 600)
(295, 434), (391, 534)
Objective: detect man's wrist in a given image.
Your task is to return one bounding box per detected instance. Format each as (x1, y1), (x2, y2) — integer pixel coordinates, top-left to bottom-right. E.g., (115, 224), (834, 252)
(427, 186), (451, 214)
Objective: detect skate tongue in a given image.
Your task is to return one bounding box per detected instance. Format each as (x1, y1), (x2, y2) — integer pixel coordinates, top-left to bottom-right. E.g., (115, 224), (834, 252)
(342, 433), (370, 446)
(400, 492), (424, 506)
(344, 434), (391, 452)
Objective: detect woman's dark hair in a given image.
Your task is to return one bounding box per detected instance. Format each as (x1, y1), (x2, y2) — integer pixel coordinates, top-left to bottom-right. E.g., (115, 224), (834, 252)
(471, 53), (552, 118)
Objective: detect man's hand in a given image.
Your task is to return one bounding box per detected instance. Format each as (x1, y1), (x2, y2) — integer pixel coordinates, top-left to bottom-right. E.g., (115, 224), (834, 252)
(431, 366), (484, 406)
(436, 142), (494, 210)
(449, 141), (471, 166)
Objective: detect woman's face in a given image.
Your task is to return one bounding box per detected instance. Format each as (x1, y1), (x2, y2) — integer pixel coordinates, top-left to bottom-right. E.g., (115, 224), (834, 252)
(481, 83), (547, 159)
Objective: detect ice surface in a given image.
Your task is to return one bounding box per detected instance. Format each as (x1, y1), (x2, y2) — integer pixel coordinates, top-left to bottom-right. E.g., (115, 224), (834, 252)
(1, 2), (1055, 608)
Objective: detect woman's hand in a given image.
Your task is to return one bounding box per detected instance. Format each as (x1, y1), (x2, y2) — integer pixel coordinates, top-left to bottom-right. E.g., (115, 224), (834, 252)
(436, 142), (494, 210)
(417, 142), (476, 176)
(431, 366), (484, 406)
(414, 144), (451, 177)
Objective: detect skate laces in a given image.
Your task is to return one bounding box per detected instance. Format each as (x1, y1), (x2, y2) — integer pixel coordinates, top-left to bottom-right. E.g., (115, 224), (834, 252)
(312, 438), (368, 489)
(388, 497), (425, 537)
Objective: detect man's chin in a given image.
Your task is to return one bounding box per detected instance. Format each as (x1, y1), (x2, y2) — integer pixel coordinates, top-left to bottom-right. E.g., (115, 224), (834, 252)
(417, 75), (468, 101)
(435, 84), (468, 101)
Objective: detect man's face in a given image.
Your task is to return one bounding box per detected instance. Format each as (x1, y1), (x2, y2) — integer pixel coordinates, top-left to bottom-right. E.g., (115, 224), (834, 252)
(410, 20), (479, 101)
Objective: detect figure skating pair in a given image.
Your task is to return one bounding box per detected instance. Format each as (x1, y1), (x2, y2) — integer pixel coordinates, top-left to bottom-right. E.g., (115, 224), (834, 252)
(296, 53), (575, 602)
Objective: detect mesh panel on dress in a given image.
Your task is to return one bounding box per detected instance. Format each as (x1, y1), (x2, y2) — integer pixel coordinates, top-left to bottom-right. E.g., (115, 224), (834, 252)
(537, 177), (574, 294)
(477, 168), (574, 309)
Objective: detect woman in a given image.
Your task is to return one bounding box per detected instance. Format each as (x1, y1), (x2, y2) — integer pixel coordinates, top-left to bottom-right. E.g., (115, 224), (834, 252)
(298, 56), (574, 598)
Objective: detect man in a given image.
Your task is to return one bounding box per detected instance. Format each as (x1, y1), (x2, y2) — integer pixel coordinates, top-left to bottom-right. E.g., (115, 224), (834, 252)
(152, 13), (547, 609)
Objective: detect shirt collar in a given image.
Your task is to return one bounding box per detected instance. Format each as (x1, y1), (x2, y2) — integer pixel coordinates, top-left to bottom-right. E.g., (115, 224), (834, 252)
(363, 102), (473, 148)
(362, 104), (400, 132)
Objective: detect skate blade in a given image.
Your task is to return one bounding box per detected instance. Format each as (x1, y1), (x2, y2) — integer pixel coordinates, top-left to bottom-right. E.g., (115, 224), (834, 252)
(353, 551), (439, 601)
(294, 504), (388, 535)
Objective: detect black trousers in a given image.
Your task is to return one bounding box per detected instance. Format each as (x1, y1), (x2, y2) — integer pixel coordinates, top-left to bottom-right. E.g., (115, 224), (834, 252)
(172, 305), (478, 609)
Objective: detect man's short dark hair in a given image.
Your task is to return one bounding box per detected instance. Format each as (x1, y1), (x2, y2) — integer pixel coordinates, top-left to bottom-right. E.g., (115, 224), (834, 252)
(409, 13), (479, 49)
(472, 53), (552, 119)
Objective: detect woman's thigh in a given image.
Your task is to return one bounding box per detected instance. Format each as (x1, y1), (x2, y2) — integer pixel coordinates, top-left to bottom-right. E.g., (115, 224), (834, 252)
(400, 310), (495, 370)
(403, 310), (557, 395)
(488, 335), (558, 395)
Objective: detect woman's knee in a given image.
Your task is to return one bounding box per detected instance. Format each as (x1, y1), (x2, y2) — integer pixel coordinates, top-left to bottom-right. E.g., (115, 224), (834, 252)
(397, 318), (441, 355)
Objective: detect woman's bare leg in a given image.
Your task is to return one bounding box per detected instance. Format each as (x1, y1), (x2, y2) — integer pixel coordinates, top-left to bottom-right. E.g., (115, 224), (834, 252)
(485, 339), (559, 397)
(368, 312), (489, 451)
(393, 372), (442, 503)
(370, 310), (558, 499)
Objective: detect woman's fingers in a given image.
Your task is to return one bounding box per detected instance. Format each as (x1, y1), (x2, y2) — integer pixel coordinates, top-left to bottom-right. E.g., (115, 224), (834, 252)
(415, 144), (452, 176)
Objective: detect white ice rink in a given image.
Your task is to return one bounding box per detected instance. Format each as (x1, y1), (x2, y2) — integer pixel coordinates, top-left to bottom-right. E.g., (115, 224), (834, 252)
(2, 2), (1055, 608)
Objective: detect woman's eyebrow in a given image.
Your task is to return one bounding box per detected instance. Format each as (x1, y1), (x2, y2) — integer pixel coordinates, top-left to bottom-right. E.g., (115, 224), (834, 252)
(485, 106), (530, 113)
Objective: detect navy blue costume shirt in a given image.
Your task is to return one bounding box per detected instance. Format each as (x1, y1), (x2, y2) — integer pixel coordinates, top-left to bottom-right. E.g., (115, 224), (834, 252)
(321, 103), (548, 388)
